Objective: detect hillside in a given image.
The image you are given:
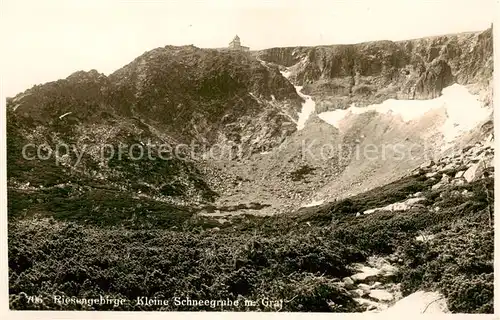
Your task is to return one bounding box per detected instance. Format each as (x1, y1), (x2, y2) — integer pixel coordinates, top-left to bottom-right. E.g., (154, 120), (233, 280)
(6, 27), (495, 313)
(11, 46), (302, 149)
(9, 142), (494, 312)
(220, 27), (494, 210)
(7, 46), (304, 205)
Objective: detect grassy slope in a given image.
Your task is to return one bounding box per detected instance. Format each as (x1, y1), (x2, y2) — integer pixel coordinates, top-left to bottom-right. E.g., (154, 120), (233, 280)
(8, 172), (494, 312)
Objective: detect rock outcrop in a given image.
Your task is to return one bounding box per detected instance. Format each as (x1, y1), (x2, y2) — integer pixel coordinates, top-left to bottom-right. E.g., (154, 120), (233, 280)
(416, 133), (494, 191)
(10, 46), (303, 153)
(339, 256), (401, 312)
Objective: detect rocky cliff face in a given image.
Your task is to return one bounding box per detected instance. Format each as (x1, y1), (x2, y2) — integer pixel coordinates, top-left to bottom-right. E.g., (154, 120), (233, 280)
(257, 28), (493, 112)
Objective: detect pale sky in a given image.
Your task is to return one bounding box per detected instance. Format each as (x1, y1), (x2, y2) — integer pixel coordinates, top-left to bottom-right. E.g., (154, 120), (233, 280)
(1, 0), (496, 97)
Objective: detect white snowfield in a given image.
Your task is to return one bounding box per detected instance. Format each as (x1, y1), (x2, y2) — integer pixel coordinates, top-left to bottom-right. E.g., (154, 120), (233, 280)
(383, 291), (449, 314)
(318, 84), (490, 143)
(280, 69), (316, 131)
(302, 199), (325, 208)
(294, 85), (316, 130)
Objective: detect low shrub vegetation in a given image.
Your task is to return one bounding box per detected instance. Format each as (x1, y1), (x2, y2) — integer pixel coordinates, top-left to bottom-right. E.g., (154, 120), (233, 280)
(8, 175), (494, 312)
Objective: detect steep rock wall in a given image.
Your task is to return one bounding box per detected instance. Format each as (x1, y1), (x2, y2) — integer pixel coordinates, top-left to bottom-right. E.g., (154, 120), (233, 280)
(257, 28), (493, 112)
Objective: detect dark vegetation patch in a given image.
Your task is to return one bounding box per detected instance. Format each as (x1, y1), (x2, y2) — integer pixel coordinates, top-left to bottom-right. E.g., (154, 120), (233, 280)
(7, 187), (196, 229)
(398, 224), (493, 313)
(290, 165), (316, 181)
(6, 107), (218, 204)
(8, 220), (362, 311)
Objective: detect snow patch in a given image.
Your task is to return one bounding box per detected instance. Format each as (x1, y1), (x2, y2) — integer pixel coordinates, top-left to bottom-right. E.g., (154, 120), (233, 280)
(363, 208), (377, 215)
(59, 112), (72, 119)
(416, 234), (436, 242)
(302, 199), (324, 208)
(383, 291), (448, 314)
(295, 86), (316, 130)
(279, 69), (316, 131)
(281, 69), (292, 79)
(318, 109), (349, 128)
(317, 84), (490, 143)
(440, 84), (491, 144)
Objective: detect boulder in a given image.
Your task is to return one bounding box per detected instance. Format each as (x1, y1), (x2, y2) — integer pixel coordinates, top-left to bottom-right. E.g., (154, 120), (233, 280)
(451, 179), (465, 186)
(441, 163), (455, 171)
(483, 149), (493, 156)
(464, 163), (483, 182)
(441, 174), (451, 183)
(342, 277), (356, 289)
(351, 289), (365, 298)
(358, 283), (371, 293)
(416, 234), (435, 242)
(354, 298), (385, 312)
(450, 190), (461, 197)
(420, 160), (434, 169)
(350, 265), (381, 282)
(431, 182), (442, 190)
(453, 156), (464, 165)
(369, 289), (394, 302)
(455, 171), (464, 178)
(462, 145), (473, 153)
(461, 189), (473, 197)
(380, 264), (398, 276)
(425, 172), (438, 178)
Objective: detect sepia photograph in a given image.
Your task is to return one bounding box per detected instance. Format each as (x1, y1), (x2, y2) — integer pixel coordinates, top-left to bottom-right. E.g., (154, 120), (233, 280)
(1, 0), (496, 315)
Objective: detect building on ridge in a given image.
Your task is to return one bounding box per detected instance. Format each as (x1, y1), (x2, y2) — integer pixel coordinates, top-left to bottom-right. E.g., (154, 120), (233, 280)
(228, 35), (249, 51)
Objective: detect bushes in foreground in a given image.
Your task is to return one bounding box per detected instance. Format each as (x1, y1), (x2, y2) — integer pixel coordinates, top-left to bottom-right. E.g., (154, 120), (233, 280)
(8, 176), (494, 312)
(8, 219), (360, 311)
(398, 222), (494, 313)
